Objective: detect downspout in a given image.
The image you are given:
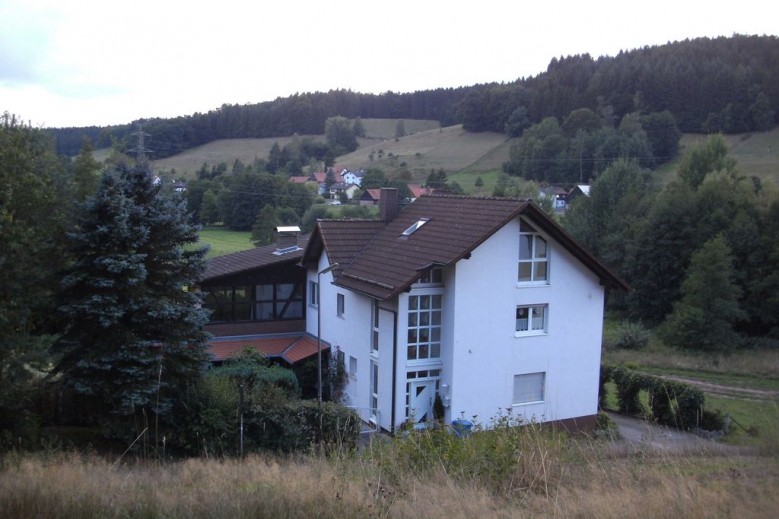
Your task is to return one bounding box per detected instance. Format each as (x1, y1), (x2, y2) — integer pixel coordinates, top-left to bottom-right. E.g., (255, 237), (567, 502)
(391, 309), (398, 434)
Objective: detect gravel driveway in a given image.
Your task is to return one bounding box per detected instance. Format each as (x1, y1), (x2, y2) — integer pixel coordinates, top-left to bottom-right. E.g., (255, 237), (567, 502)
(606, 412), (736, 453)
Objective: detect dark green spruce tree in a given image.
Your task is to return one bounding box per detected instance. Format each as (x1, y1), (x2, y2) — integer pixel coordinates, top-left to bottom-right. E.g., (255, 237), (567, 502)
(52, 161), (210, 433)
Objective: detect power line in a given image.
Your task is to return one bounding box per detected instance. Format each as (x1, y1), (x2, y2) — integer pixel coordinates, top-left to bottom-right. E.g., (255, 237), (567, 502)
(130, 124), (152, 162)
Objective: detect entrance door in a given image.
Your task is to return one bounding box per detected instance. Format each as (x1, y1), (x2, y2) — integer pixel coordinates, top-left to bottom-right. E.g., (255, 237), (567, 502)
(408, 380), (436, 423)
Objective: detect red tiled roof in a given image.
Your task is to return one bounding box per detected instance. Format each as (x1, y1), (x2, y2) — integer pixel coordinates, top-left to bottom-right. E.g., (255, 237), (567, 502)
(361, 189), (382, 201)
(407, 183), (434, 198)
(288, 176), (311, 184)
(204, 235), (310, 281)
(208, 334), (328, 364)
(312, 171), (344, 184)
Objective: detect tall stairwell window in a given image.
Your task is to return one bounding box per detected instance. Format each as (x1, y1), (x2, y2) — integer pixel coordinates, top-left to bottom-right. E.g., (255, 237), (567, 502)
(407, 294), (442, 361)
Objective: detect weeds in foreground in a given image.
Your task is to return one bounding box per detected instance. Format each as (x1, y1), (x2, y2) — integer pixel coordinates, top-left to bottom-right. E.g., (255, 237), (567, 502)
(3, 418), (778, 519)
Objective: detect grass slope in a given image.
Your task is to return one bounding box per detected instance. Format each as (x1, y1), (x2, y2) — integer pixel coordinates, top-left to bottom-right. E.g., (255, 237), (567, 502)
(138, 119), (510, 180)
(196, 227), (253, 259)
(342, 123), (511, 182)
(152, 135), (325, 178)
(93, 119), (778, 190)
(652, 126), (779, 187)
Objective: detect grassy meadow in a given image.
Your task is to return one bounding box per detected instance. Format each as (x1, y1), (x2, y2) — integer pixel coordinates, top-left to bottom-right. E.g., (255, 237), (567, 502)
(196, 227), (252, 258)
(141, 120), (511, 181)
(4, 335), (777, 518)
(2, 423), (777, 519)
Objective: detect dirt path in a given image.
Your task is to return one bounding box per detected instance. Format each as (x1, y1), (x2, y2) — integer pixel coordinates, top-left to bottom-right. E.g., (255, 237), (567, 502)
(659, 375), (779, 401)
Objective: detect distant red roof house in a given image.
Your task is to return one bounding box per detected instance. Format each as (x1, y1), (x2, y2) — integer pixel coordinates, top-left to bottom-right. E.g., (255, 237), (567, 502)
(312, 170), (344, 184)
(407, 183), (434, 199)
(360, 188), (383, 206)
(288, 176), (311, 184)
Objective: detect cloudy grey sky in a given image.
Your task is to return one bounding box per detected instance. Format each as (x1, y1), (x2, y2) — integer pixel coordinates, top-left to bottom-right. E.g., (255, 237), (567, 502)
(1, 0), (775, 128)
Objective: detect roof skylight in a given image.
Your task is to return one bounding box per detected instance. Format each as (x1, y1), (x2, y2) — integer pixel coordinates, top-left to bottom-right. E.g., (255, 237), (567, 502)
(402, 218), (429, 236)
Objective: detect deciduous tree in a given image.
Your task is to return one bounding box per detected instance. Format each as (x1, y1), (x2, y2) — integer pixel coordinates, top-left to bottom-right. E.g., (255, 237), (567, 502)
(659, 236), (745, 351)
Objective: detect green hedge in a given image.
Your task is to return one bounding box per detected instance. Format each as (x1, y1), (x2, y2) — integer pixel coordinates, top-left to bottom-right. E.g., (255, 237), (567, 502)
(246, 400), (361, 453)
(600, 365), (707, 430)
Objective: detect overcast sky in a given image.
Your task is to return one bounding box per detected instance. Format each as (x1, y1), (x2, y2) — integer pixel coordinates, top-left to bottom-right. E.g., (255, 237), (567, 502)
(1, 0), (775, 128)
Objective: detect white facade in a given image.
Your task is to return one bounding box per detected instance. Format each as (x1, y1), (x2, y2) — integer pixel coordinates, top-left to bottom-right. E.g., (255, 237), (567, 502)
(342, 169), (364, 186)
(308, 214), (606, 432)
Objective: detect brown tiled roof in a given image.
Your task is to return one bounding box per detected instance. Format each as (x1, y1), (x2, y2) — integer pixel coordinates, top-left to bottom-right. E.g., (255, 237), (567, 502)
(304, 195), (628, 300)
(208, 334), (328, 364)
(337, 196), (532, 298)
(204, 234), (310, 281)
(300, 220), (385, 278)
(288, 176), (311, 184)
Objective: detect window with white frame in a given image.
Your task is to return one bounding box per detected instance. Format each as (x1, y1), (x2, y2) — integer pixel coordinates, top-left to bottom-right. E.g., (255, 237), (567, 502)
(309, 280), (318, 307)
(371, 300), (380, 354)
(518, 220), (549, 283)
(337, 293), (345, 317)
(515, 304), (548, 336)
(370, 361), (379, 421)
(407, 294), (442, 361)
(416, 267), (443, 285)
(513, 372), (545, 405)
(349, 355), (357, 378)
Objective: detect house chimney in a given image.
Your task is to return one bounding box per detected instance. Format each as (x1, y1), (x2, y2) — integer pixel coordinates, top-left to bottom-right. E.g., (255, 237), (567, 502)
(380, 187), (399, 222)
(275, 226), (301, 252)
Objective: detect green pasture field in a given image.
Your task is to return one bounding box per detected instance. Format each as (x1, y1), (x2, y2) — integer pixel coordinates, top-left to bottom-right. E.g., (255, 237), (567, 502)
(196, 227), (252, 258)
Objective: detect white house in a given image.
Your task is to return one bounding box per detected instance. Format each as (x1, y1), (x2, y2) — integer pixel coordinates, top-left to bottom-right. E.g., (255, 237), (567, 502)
(301, 188), (627, 433)
(342, 169), (365, 187)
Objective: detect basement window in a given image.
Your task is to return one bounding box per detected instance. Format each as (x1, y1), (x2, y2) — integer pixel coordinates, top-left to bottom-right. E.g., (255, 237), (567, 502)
(402, 218), (429, 236)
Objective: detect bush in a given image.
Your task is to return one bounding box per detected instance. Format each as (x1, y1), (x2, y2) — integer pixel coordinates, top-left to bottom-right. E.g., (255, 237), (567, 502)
(647, 379), (675, 425)
(244, 400), (360, 454)
(699, 408), (726, 432)
(385, 411), (566, 497)
(610, 367), (644, 415)
(604, 320), (650, 350)
(603, 365), (707, 431)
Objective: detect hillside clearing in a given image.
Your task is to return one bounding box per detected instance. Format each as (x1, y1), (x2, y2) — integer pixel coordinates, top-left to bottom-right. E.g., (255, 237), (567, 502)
(93, 120), (779, 190)
(151, 135), (324, 178)
(342, 124), (511, 182)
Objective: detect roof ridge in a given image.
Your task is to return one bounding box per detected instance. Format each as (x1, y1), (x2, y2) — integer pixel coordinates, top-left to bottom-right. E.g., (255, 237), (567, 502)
(318, 218), (383, 223)
(423, 194), (532, 202)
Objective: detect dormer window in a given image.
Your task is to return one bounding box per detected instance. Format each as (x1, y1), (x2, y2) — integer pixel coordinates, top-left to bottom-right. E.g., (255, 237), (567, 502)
(402, 218), (429, 236)
(518, 219), (549, 284)
(417, 267), (444, 285)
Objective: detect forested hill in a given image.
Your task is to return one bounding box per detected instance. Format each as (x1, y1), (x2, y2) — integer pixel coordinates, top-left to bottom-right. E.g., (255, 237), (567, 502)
(51, 34), (779, 157)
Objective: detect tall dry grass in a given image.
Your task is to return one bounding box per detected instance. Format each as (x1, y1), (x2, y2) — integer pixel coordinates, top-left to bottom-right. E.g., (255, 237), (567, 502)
(2, 426), (778, 519)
